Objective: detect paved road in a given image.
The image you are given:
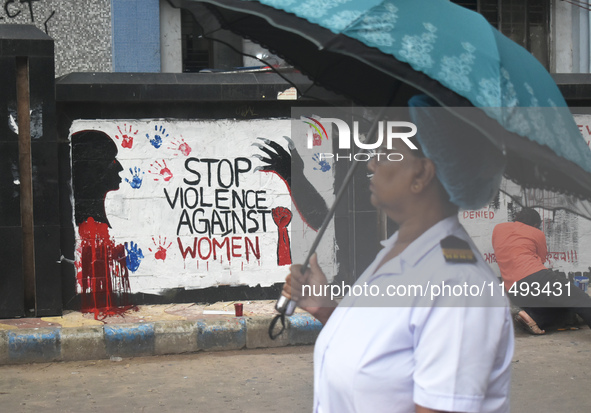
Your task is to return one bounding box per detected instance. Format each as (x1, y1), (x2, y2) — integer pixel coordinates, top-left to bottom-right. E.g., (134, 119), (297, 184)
(0, 346), (314, 413)
(511, 327), (591, 413)
(1, 328), (590, 413)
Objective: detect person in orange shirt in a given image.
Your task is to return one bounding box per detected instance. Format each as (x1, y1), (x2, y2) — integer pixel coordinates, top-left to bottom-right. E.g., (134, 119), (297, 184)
(492, 208), (591, 334)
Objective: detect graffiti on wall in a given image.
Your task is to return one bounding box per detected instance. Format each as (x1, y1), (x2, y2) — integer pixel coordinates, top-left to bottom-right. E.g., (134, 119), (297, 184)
(462, 199), (590, 277)
(483, 251), (579, 265)
(460, 115), (591, 277)
(0, 0), (55, 34)
(0, 1), (112, 76)
(70, 119), (336, 315)
(577, 122), (591, 149)
(71, 130), (133, 317)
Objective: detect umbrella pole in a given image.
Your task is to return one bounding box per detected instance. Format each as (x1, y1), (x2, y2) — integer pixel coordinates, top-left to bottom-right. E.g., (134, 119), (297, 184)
(300, 106), (391, 271)
(270, 107), (389, 339)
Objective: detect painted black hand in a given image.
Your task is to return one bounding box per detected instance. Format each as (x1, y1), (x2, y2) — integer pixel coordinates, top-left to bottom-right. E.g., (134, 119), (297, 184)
(253, 136), (304, 187)
(253, 136), (328, 231)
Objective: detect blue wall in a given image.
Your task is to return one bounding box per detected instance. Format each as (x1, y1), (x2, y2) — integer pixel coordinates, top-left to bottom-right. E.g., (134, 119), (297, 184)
(112, 0), (161, 72)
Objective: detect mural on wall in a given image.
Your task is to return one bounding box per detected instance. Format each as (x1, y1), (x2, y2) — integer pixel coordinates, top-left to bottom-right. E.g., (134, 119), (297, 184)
(70, 118), (336, 314)
(461, 196), (586, 274)
(252, 136), (329, 231)
(71, 130), (133, 317)
(460, 113), (591, 278)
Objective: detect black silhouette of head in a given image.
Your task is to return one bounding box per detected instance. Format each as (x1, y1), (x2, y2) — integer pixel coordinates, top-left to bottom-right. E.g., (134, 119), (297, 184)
(72, 130), (123, 227)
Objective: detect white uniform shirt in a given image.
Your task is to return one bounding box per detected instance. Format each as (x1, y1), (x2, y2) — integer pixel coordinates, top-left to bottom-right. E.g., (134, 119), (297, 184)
(313, 215), (514, 413)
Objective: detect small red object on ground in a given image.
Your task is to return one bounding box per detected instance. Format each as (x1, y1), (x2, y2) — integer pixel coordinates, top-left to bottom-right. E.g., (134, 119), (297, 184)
(234, 303), (243, 317)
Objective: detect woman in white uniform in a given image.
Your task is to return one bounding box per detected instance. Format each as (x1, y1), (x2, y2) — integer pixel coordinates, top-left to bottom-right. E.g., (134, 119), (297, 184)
(283, 95), (514, 413)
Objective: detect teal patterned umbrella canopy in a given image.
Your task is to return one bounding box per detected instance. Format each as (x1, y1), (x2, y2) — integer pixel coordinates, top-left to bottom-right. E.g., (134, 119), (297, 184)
(254, 0), (588, 171)
(177, 0), (591, 215)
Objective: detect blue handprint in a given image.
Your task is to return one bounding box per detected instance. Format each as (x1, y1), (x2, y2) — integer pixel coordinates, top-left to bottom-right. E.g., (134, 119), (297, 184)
(146, 125), (168, 148)
(125, 167), (144, 189)
(312, 153), (331, 172)
(125, 241), (144, 272)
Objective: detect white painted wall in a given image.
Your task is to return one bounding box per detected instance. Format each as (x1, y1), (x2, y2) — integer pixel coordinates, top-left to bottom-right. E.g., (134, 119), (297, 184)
(553, 0), (574, 72)
(160, 0), (183, 73)
(552, 0), (591, 73)
(70, 118), (336, 295)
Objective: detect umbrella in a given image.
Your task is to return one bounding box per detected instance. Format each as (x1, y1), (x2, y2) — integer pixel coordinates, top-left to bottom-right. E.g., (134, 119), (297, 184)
(171, 0), (591, 330)
(174, 0), (591, 212)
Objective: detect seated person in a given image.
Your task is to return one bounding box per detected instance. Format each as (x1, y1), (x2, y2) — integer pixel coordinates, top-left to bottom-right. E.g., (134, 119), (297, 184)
(492, 208), (591, 334)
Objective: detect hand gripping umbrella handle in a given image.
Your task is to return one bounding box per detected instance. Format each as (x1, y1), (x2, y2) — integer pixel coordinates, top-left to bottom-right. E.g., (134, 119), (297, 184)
(269, 108), (388, 339)
(274, 157), (361, 316)
(268, 159), (362, 340)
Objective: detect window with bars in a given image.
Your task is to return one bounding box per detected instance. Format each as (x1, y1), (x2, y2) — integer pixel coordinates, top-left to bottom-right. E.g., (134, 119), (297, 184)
(452, 0), (550, 69)
(179, 1), (551, 72)
(181, 9), (212, 72)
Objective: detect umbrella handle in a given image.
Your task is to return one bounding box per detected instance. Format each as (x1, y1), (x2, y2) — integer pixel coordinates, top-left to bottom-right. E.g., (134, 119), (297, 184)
(269, 107), (389, 339)
(274, 157), (362, 316)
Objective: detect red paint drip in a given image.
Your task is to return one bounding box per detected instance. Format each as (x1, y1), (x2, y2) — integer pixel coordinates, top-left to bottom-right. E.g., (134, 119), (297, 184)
(77, 218), (135, 319)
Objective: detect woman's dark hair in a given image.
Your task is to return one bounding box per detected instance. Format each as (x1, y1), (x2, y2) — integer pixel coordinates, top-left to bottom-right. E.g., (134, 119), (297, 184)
(514, 208), (541, 228)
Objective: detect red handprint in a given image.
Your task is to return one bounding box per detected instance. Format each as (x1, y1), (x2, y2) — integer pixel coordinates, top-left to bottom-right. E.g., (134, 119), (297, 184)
(312, 132), (322, 147)
(168, 137), (192, 156)
(148, 160), (173, 182)
(115, 124), (138, 149)
(149, 237), (172, 261)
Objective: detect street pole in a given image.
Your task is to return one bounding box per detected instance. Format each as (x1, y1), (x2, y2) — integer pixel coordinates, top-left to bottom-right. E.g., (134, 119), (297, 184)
(16, 56), (36, 315)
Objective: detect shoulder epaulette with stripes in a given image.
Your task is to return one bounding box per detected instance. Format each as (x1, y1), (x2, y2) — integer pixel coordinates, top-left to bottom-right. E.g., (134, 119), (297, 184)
(440, 235), (476, 264)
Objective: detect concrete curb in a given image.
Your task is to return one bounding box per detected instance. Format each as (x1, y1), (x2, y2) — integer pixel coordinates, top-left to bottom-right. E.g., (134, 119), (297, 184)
(0, 314), (322, 365)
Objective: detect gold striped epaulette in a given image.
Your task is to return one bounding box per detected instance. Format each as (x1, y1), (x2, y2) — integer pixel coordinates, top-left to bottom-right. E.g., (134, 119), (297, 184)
(440, 235), (476, 264)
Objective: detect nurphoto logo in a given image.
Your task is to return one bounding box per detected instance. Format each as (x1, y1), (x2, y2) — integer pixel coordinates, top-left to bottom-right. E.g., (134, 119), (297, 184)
(303, 116), (418, 162)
